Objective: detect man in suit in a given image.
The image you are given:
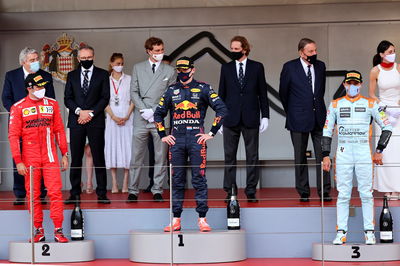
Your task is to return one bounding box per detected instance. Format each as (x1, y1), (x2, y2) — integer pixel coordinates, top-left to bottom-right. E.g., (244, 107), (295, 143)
(127, 37), (176, 203)
(2, 47), (54, 205)
(219, 36), (270, 203)
(64, 45), (111, 204)
(279, 38), (331, 202)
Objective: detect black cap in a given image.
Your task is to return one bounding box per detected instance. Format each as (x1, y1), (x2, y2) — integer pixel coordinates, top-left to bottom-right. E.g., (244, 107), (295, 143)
(25, 73), (49, 88)
(344, 70), (362, 83)
(176, 56), (194, 69)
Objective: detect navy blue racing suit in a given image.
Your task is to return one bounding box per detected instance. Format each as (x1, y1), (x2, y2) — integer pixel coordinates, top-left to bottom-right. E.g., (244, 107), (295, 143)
(154, 79), (227, 217)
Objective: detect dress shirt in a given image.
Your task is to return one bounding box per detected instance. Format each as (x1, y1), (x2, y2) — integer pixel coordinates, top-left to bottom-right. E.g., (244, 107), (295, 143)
(299, 57), (315, 93)
(235, 57), (247, 78)
(148, 59), (161, 73)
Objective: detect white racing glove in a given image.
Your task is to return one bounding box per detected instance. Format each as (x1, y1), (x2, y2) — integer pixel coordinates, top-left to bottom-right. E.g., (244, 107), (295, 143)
(259, 118), (269, 133)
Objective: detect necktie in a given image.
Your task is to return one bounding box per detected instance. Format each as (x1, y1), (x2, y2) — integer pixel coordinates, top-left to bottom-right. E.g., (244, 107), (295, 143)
(152, 64), (156, 73)
(307, 65), (312, 86)
(82, 70), (89, 95)
(238, 62), (244, 90)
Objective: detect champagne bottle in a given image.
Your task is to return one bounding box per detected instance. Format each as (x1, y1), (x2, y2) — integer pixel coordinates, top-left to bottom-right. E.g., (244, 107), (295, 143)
(227, 185), (240, 230)
(71, 200), (84, 241)
(380, 196), (393, 243)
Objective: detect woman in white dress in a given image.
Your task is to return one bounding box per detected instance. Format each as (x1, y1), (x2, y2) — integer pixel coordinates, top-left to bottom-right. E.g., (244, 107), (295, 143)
(369, 40), (400, 200)
(104, 53), (134, 193)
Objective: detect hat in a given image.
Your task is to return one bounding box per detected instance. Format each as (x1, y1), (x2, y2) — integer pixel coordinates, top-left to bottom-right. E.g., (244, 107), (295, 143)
(344, 70), (362, 83)
(176, 56), (194, 69)
(25, 73), (49, 88)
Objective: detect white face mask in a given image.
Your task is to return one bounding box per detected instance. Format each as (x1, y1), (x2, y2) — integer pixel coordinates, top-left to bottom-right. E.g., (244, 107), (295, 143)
(112, 65), (123, 73)
(385, 53), (396, 63)
(152, 53), (164, 62)
(33, 89), (46, 99)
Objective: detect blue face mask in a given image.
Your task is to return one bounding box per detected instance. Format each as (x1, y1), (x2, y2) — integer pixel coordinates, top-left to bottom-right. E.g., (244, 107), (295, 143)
(30, 61), (40, 73)
(346, 84), (361, 97)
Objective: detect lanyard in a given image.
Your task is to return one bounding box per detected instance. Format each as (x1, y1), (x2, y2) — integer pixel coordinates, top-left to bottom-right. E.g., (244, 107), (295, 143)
(111, 78), (123, 96)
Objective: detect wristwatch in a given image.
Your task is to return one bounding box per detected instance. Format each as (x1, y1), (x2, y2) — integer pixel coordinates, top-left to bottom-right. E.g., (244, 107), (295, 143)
(376, 149), (383, 154)
(208, 132), (215, 137)
(89, 112), (94, 118)
(63, 152), (70, 157)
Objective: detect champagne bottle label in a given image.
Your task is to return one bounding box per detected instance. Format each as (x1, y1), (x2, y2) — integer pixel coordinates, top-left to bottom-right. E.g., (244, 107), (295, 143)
(380, 231), (393, 240)
(71, 229), (83, 238)
(228, 218), (240, 227)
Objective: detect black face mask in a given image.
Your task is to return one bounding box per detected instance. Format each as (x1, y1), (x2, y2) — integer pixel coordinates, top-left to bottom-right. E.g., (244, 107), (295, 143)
(231, 51), (244, 61)
(305, 54), (317, 65)
(80, 60), (93, 69)
(177, 70), (192, 83)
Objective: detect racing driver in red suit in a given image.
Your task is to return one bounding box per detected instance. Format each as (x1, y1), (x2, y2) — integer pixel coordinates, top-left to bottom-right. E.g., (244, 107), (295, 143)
(8, 73), (69, 243)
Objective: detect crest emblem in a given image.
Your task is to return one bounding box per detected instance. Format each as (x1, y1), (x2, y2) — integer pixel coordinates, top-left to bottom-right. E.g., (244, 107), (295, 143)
(40, 33), (83, 83)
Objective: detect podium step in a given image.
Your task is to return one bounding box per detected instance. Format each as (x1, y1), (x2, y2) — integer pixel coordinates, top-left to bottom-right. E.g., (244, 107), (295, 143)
(130, 229), (246, 263)
(9, 240), (95, 263)
(312, 242), (400, 261)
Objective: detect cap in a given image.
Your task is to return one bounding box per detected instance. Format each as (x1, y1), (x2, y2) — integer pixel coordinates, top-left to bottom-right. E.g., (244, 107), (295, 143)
(176, 56), (194, 69)
(25, 73), (49, 88)
(344, 70), (362, 83)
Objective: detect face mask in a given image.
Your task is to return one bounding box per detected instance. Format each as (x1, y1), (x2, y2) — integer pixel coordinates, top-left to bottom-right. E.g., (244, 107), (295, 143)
(80, 60), (93, 69)
(385, 53), (396, 63)
(152, 53), (164, 62)
(346, 84), (361, 97)
(177, 70), (192, 83)
(33, 89), (46, 99)
(112, 65), (123, 73)
(231, 51), (244, 61)
(305, 54), (317, 65)
(30, 61), (40, 73)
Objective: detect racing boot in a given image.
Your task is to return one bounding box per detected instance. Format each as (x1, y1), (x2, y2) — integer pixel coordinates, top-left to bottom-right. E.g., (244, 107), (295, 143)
(29, 227), (45, 243)
(54, 228), (69, 243)
(365, 230), (376, 245)
(164, 218), (181, 232)
(332, 230), (347, 245)
(198, 218), (212, 232)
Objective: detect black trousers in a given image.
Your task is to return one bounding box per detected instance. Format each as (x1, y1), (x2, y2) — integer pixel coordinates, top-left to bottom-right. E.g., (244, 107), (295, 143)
(290, 129), (331, 197)
(223, 125), (259, 196)
(13, 141), (47, 199)
(69, 127), (107, 197)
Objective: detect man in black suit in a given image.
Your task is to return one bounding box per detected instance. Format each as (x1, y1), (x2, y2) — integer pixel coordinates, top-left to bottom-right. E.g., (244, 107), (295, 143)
(64, 45), (110, 204)
(219, 36), (270, 203)
(279, 38), (331, 202)
(2, 47), (54, 205)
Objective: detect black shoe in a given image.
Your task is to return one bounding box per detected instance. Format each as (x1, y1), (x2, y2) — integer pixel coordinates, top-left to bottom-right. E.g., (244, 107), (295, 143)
(224, 194), (231, 203)
(64, 195), (80, 205)
(299, 193), (310, 202)
(13, 197), (25, 206)
(127, 193), (138, 203)
(40, 197), (47, 205)
(320, 193), (332, 202)
(153, 193), (164, 202)
(247, 194), (259, 203)
(98, 195), (111, 204)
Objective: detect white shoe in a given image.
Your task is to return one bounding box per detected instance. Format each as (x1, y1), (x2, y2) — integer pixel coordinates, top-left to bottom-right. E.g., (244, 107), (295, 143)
(365, 230), (376, 245)
(333, 230), (347, 245)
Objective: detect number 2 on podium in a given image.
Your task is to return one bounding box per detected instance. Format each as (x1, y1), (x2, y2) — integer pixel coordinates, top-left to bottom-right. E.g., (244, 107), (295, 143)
(42, 244), (50, 256)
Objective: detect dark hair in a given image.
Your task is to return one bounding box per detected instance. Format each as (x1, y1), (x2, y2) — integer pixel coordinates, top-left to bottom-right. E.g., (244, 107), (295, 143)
(231, 36), (251, 56)
(298, 38), (315, 51)
(144, 37), (164, 51)
(108, 53), (124, 74)
(373, 40), (395, 66)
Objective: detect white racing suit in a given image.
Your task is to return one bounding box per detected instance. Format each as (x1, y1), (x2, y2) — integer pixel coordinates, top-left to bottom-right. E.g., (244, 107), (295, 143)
(322, 95), (392, 231)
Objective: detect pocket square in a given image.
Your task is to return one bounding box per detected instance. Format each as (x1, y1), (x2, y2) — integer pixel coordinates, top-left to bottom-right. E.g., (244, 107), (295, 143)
(163, 77), (168, 81)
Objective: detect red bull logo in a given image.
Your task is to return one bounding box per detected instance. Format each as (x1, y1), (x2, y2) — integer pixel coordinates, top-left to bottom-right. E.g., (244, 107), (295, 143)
(174, 110), (201, 120)
(174, 100), (197, 111)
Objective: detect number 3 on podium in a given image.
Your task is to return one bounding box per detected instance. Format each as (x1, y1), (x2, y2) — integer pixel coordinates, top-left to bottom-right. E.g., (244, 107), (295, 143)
(351, 246), (360, 259)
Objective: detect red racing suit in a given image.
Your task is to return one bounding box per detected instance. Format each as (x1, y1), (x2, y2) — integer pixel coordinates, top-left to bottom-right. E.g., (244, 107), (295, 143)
(8, 96), (68, 228)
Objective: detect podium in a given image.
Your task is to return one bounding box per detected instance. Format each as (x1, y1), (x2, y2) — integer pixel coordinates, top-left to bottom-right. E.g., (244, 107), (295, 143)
(312, 243), (400, 262)
(9, 240), (95, 263)
(130, 230), (246, 263)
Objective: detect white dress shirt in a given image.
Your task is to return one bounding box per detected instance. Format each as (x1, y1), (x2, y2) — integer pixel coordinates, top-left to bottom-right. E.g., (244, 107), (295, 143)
(235, 57), (247, 78)
(80, 65), (94, 88)
(299, 57), (315, 93)
(148, 59), (161, 73)
(22, 66), (31, 79)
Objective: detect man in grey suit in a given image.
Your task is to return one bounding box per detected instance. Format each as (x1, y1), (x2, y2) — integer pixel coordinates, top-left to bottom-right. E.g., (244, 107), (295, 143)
(127, 37), (176, 202)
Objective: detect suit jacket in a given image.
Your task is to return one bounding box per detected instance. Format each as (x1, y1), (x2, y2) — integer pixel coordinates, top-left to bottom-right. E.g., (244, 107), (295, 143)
(64, 66), (110, 128)
(279, 58), (327, 132)
(130, 61), (176, 129)
(218, 59), (269, 128)
(2, 67), (55, 112)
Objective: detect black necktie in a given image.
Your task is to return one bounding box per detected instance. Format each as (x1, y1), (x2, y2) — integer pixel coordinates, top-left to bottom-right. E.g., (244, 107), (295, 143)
(152, 64), (156, 73)
(238, 62), (244, 90)
(307, 65), (312, 87)
(82, 70), (89, 95)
